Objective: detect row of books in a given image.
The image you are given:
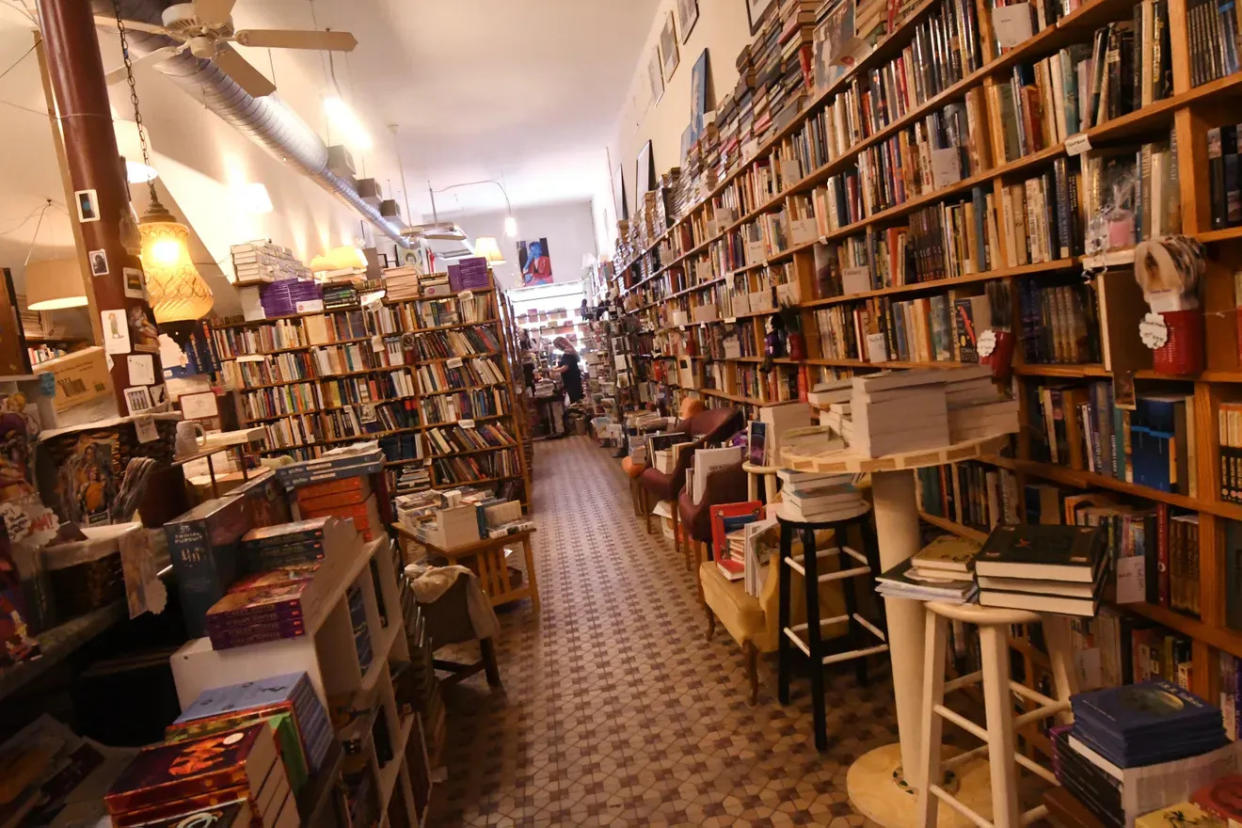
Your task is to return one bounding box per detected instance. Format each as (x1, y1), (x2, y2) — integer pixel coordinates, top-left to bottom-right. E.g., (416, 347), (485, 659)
(410, 327), (500, 361)
(1207, 125), (1242, 229)
(414, 357), (506, 396)
(320, 400), (417, 441)
(1015, 275), (1100, 364)
(378, 432), (423, 466)
(321, 371), (417, 407)
(418, 388), (509, 425)
(241, 382), (321, 421)
(258, 413), (327, 450)
(1187, 0), (1241, 86)
(915, 460), (1021, 531)
(424, 423), (515, 456)
(1029, 382), (1198, 497)
(1000, 161), (1083, 265)
(234, 351), (317, 388)
(431, 449), (519, 486)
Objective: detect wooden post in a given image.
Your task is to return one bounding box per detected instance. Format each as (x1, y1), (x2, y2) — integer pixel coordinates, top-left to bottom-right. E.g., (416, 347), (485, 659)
(37, 0), (163, 411)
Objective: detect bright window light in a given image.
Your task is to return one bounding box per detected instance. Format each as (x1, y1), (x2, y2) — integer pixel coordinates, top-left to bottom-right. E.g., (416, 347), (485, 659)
(323, 96), (372, 151)
(236, 182), (273, 214)
(126, 161), (158, 184)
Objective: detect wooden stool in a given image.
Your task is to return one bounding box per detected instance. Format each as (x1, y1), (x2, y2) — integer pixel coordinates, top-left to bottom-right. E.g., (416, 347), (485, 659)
(777, 503), (888, 752)
(742, 461), (780, 504)
(917, 602), (1076, 828)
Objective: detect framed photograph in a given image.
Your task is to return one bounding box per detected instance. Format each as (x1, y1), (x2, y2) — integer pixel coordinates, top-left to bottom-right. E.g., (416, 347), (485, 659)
(647, 49), (664, 103)
(660, 12), (679, 80)
(122, 267), (145, 299)
(614, 161), (629, 221)
(746, 0), (777, 34)
(88, 249), (109, 277)
(690, 49), (712, 140)
(123, 385), (153, 416)
(676, 0), (699, 41)
(74, 188), (99, 223)
(636, 140), (655, 198)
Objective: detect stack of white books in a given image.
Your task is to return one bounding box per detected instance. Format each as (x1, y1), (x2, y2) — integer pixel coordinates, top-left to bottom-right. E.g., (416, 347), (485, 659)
(230, 240), (310, 285)
(775, 470), (866, 522)
(943, 366), (1020, 442)
(875, 535), (981, 604)
(691, 446), (743, 504)
(383, 265), (421, 301)
(850, 371), (950, 458)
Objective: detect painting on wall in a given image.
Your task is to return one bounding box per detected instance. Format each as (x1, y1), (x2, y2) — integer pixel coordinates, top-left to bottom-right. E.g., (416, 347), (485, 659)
(637, 140), (655, 198)
(746, 0), (777, 34)
(647, 49), (664, 104)
(676, 0), (699, 41)
(660, 12), (680, 80)
(614, 161), (630, 221)
(690, 49), (712, 141)
(517, 238), (553, 286)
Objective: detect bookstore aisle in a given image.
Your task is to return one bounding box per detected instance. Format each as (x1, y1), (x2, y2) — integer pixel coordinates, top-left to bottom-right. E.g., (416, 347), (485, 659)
(427, 436), (895, 827)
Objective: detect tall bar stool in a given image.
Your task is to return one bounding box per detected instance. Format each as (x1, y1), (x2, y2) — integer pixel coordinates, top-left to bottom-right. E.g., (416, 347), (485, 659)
(916, 602), (1077, 828)
(742, 461), (780, 504)
(777, 503), (888, 752)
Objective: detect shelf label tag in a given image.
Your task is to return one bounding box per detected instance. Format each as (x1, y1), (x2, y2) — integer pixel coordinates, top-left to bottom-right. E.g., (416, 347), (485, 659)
(447, 357), (463, 369)
(461, 419), (476, 429)
(1065, 133), (1093, 156)
(371, 335), (383, 353)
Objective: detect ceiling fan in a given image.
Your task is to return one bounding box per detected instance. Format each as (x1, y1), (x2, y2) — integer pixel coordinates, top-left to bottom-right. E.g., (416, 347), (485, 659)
(96, 0), (358, 98)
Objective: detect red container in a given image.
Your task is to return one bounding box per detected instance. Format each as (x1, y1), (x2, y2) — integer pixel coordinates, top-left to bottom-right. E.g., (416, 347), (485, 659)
(1152, 307), (1204, 376)
(981, 329), (1015, 381)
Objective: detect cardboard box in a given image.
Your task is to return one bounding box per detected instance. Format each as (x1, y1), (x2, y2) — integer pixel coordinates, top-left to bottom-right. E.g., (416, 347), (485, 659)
(39, 346), (110, 414)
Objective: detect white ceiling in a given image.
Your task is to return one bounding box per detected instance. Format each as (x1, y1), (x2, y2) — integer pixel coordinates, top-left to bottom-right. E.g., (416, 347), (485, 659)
(223, 0), (660, 219)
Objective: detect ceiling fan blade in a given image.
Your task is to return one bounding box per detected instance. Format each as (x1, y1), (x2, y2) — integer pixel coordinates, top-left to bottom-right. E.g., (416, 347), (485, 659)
(214, 44), (276, 98)
(233, 28), (358, 51)
(93, 15), (182, 38)
(104, 45), (184, 85)
(193, 0), (236, 28)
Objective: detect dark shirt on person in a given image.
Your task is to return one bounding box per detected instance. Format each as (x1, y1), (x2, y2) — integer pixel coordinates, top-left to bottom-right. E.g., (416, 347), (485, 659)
(559, 352), (583, 403)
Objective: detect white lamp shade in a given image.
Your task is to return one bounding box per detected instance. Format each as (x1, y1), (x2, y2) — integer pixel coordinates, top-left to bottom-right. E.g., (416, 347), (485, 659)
(474, 236), (505, 265)
(25, 259), (88, 311)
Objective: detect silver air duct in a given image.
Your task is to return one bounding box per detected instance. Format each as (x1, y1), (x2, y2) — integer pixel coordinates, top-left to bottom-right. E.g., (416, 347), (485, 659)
(92, 0), (411, 247)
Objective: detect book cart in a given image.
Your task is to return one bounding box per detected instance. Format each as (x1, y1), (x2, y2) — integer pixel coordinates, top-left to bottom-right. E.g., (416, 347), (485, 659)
(209, 270), (531, 510)
(609, 0), (1242, 821)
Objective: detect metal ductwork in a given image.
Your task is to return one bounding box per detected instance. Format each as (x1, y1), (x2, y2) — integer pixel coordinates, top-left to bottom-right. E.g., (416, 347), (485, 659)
(91, 0), (412, 248)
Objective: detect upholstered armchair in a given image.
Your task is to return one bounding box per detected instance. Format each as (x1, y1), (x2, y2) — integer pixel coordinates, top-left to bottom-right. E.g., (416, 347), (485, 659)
(637, 406), (744, 533)
(676, 462), (747, 570)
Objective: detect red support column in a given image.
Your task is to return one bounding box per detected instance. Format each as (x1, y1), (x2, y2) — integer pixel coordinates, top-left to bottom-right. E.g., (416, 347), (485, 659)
(37, 0), (162, 412)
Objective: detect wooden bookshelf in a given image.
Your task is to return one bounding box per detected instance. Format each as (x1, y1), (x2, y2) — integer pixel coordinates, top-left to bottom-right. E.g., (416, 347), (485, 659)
(209, 272), (530, 505)
(612, 0), (1242, 709)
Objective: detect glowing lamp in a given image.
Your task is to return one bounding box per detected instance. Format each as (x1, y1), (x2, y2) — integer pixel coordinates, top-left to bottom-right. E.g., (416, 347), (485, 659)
(138, 196), (213, 324)
(473, 236), (505, 266)
(25, 258), (87, 311)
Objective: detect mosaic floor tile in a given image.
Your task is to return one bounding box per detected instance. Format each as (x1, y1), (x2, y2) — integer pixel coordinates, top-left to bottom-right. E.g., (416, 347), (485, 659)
(427, 437), (896, 826)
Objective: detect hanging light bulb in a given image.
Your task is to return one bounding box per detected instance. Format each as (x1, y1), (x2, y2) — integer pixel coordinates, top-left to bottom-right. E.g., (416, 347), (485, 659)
(504, 215), (518, 238)
(139, 195), (214, 324)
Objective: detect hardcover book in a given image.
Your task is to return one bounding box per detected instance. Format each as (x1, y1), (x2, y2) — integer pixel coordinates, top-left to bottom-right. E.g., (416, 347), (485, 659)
(1192, 774), (1242, 823)
(105, 724), (276, 816)
(134, 800), (253, 828)
(165, 495), (254, 637)
(912, 534), (982, 573)
(975, 523), (1106, 582)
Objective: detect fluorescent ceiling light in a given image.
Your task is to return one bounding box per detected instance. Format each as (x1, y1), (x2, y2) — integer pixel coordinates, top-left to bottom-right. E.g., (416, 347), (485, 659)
(323, 96), (372, 151)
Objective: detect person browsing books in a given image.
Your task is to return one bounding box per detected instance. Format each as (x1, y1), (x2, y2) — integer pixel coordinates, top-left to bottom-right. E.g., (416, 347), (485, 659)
(551, 336), (583, 405)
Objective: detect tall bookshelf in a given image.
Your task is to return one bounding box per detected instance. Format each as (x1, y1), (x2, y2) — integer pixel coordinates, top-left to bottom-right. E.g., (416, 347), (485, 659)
(613, 0), (1242, 716)
(211, 272), (530, 507)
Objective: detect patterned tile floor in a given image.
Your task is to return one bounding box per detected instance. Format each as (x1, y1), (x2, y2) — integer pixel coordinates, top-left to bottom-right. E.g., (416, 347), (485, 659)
(427, 436), (899, 827)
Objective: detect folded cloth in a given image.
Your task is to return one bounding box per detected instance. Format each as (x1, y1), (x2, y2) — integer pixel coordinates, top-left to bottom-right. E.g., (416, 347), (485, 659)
(405, 563), (499, 640)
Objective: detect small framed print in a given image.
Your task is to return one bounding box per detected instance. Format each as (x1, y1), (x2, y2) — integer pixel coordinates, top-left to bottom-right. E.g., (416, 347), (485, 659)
(75, 189), (100, 223)
(89, 249), (109, 277)
(123, 385), (153, 416)
(180, 390), (218, 420)
(127, 354), (155, 386)
(123, 266), (145, 299)
(149, 383), (167, 407)
(102, 309), (131, 354)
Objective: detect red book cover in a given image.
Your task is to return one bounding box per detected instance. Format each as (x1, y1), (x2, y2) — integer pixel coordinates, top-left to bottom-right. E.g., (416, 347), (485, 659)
(710, 501), (763, 562)
(113, 789), (251, 827)
(1192, 775), (1242, 821)
(296, 474), (371, 503)
(105, 725), (271, 816)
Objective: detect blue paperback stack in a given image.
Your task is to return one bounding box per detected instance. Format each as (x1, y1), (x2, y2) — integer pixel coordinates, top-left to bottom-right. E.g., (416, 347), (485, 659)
(1071, 678), (1228, 767)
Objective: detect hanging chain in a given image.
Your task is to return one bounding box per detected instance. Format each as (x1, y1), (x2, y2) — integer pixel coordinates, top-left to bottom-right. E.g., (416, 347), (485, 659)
(111, 0), (157, 202)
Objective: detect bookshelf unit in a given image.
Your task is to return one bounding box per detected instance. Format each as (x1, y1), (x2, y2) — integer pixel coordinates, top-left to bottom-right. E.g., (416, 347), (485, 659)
(211, 272), (530, 507)
(611, 0), (1242, 731)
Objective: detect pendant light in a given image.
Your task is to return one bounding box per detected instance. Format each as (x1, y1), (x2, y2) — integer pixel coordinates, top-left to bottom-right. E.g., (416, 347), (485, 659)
(473, 236), (505, 266)
(113, 5), (213, 324)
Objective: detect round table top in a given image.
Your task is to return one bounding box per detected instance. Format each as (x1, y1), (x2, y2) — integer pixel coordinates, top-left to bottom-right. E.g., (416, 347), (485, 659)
(780, 427), (1008, 474)
(924, 600), (1041, 626)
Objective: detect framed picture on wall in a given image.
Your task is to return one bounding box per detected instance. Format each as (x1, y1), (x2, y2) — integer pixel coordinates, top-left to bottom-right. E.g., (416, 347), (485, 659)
(660, 12), (680, 80)
(614, 161), (629, 220)
(676, 0), (699, 41)
(647, 49), (664, 104)
(690, 49), (712, 140)
(746, 0), (777, 34)
(680, 125), (694, 164)
(636, 140), (655, 198)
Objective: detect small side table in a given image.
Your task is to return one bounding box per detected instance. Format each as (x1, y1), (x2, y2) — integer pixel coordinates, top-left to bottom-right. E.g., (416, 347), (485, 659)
(742, 461), (780, 504)
(392, 525), (540, 615)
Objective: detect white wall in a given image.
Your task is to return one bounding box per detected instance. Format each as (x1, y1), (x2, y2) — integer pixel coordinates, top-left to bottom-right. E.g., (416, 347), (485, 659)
(594, 0), (754, 256)
(453, 200), (598, 292)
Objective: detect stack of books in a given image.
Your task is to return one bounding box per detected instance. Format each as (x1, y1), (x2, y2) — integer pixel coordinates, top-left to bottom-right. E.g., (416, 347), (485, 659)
(875, 535), (981, 603)
(850, 370), (950, 457)
(1054, 680), (1235, 826)
(975, 523), (1108, 616)
(105, 724), (296, 827)
(383, 265), (421, 301)
(230, 240), (310, 286)
(775, 469), (866, 521)
(711, 501), (764, 582)
(944, 366), (1020, 442)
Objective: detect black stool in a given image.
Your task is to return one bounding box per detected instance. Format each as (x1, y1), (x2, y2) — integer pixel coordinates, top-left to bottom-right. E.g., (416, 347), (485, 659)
(777, 505), (888, 751)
